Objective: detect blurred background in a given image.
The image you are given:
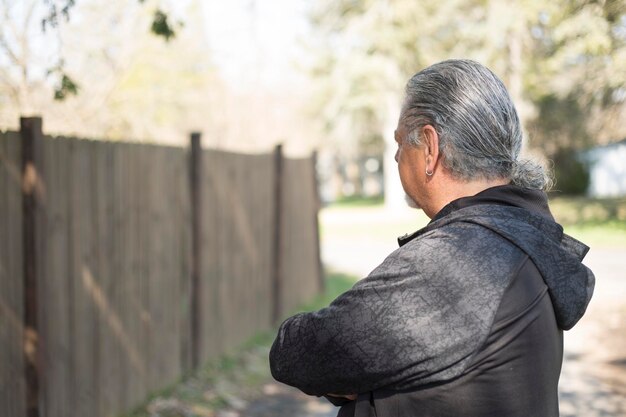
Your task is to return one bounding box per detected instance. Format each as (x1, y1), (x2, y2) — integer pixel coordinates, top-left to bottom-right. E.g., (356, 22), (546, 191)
(1, 0), (625, 416)
(4, 0), (625, 172)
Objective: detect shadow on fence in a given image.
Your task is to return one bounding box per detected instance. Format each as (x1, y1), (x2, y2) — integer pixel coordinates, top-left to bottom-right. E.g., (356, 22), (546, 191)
(0, 117), (323, 417)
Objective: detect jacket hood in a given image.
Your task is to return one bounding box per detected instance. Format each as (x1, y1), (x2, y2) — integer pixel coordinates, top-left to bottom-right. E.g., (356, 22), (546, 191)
(400, 203), (595, 331)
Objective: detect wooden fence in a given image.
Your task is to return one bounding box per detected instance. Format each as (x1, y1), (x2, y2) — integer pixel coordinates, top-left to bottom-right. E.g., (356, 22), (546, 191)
(0, 117), (323, 417)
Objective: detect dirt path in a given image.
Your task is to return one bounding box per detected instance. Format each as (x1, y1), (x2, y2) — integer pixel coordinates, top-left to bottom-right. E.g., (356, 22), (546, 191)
(224, 383), (336, 417)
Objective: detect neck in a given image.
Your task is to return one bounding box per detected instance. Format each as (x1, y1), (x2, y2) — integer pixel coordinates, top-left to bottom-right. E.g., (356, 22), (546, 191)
(424, 176), (510, 218)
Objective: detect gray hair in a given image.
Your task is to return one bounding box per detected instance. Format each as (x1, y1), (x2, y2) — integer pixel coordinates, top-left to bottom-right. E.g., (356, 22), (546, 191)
(401, 59), (551, 190)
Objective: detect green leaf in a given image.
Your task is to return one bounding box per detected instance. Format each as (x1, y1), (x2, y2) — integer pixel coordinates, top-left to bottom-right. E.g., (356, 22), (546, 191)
(54, 74), (80, 101)
(151, 9), (177, 41)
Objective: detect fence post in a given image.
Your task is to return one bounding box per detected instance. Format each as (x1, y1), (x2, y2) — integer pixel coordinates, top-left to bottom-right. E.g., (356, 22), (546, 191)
(311, 151), (324, 294)
(21, 117), (44, 417)
(189, 132), (202, 370)
(271, 144), (284, 324)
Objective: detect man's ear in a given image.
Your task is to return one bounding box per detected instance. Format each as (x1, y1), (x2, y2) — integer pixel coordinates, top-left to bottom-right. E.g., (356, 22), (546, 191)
(421, 125), (440, 170)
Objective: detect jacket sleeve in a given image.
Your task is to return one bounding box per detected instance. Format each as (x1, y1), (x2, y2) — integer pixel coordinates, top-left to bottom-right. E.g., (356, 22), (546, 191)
(270, 237), (508, 396)
(269, 280), (392, 396)
(269, 230), (514, 397)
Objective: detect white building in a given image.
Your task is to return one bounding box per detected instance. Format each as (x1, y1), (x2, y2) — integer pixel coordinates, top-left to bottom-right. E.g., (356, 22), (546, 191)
(583, 139), (626, 197)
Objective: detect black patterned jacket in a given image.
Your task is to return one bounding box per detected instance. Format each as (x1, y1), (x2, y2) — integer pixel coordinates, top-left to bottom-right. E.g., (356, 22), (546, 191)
(269, 186), (595, 417)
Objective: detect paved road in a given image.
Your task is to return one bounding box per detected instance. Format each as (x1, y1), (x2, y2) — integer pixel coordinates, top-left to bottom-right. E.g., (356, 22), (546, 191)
(558, 248), (626, 417)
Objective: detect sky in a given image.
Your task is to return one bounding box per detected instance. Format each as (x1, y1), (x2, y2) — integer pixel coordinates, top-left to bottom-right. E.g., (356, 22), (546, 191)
(201, 0), (311, 90)
(0, 0), (311, 93)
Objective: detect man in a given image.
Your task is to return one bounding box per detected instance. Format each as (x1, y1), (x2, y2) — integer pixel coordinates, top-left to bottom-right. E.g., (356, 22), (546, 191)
(269, 59), (595, 417)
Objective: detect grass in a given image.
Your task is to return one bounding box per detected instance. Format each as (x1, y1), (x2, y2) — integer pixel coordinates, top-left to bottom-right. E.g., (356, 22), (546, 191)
(548, 195), (626, 225)
(291, 270), (357, 312)
(322, 195), (626, 249)
(120, 271), (358, 417)
(320, 203), (429, 243)
(550, 196), (626, 248)
(330, 195), (385, 208)
(563, 221), (626, 248)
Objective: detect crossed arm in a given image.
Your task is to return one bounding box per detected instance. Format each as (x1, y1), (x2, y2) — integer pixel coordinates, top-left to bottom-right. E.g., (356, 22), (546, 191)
(269, 243), (497, 400)
(269, 267), (416, 396)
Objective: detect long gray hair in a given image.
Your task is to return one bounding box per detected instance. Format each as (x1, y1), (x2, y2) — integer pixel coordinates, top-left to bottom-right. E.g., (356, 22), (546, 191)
(401, 59), (551, 190)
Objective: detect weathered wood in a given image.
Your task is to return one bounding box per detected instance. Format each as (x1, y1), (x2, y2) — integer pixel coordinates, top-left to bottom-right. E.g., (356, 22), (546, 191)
(311, 152), (324, 294)
(271, 144), (284, 324)
(177, 147), (193, 374)
(71, 139), (95, 417)
(190, 132), (202, 369)
(20, 117), (44, 417)
(200, 150), (220, 362)
(137, 145), (148, 390)
(114, 143), (126, 408)
(42, 136), (72, 417)
(130, 143), (144, 406)
(99, 141), (116, 417)
(65, 139), (77, 416)
(0, 130), (26, 417)
(280, 156), (324, 314)
(197, 149), (276, 358)
(88, 140), (101, 417)
(3, 120), (322, 417)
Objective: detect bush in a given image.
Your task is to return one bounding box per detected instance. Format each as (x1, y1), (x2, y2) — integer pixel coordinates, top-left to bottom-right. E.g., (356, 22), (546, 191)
(549, 196), (626, 225)
(552, 149), (590, 195)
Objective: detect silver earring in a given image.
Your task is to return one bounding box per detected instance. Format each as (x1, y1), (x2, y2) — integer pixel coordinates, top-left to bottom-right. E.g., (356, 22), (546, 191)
(426, 169), (433, 176)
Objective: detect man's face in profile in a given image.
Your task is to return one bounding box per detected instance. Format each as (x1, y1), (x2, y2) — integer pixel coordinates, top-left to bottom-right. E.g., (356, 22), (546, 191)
(395, 120), (425, 210)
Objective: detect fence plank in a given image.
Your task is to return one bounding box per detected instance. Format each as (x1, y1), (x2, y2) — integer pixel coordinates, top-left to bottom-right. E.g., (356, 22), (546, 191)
(177, 146), (192, 373)
(40, 136), (70, 417)
(73, 138), (94, 417)
(311, 152), (324, 293)
(147, 146), (156, 391)
(0, 131), (8, 417)
(114, 142), (130, 411)
(200, 150), (220, 362)
(95, 141), (113, 416)
(20, 117), (45, 417)
(138, 144), (150, 401)
(271, 145), (284, 323)
(190, 133), (202, 369)
(0, 130), (26, 417)
(129, 143), (144, 406)
(280, 156), (323, 315)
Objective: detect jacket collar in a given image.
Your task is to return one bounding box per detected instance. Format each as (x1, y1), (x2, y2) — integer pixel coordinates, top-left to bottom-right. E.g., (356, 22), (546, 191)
(398, 185), (553, 247)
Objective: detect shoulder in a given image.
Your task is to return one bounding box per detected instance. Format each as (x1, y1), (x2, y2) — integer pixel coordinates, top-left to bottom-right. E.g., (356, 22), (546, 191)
(355, 220), (526, 295)
(398, 221), (523, 270)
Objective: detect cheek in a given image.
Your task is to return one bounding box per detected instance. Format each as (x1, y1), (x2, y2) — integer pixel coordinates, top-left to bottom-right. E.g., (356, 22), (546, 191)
(397, 148), (424, 197)
(397, 159), (414, 192)
(398, 149), (418, 178)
